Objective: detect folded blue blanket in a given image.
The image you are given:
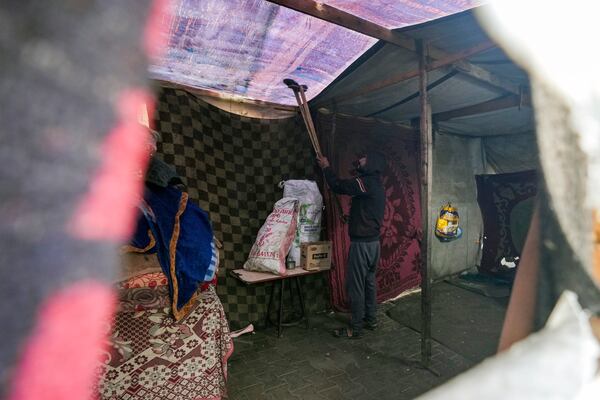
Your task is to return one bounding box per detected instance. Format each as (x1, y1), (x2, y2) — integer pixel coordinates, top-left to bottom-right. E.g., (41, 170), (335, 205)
(128, 185), (216, 319)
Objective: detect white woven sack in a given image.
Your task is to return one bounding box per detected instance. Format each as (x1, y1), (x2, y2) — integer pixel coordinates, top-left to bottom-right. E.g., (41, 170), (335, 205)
(243, 197), (298, 275)
(282, 180), (323, 265)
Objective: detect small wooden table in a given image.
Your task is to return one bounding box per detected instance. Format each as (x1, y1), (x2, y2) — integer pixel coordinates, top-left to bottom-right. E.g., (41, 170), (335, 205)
(229, 267), (327, 337)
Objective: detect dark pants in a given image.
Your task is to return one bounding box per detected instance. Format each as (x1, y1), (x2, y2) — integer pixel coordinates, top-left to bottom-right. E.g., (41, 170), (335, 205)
(347, 240), (380, 334)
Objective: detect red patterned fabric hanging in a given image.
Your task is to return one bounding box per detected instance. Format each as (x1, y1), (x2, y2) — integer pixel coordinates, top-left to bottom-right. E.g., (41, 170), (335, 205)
(317, 112), (422, 311)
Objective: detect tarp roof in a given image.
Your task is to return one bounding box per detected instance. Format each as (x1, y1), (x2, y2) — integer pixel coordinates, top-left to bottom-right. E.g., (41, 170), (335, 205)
(313, 9), (533, 136)
(150, 0), (483, 105)
(151, 2), (533, 137)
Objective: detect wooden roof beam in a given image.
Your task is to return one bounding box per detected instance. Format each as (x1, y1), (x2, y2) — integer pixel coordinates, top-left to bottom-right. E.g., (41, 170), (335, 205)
(267, 0), (521, 98)
(452, 60), (521, 96)
(265, 0), (414, 49)
(366, 69), (458, 117)
(333, 41), (503, 102)
(433, 92), (531, 122)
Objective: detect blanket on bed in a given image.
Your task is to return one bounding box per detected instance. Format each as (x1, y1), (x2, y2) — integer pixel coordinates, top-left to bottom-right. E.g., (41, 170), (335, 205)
(96, 280), (233, 400)
(124, 185), (217, 320)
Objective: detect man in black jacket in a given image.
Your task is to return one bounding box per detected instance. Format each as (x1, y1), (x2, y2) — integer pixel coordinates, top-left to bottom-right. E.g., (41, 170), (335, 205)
(317, 151), (386, 338)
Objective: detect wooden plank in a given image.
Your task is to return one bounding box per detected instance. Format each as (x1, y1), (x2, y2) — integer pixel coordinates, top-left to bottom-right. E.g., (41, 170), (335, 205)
(266, 0), (518, 97)
(317, 108), (417, 133)
(452, 60), (521, 95)
(366, 69), (458, 117)
(337, 69), (420, 102)
(229, 268), (325, 284)
(417, 39), (433, 368)
(265, 0), (414, 49)
(423, 41), (521, 96)
(433, 92), (530, 122)
(435, 128), (535, 138)
(428, 40), (496, 70)
(333, 43), (502, 101)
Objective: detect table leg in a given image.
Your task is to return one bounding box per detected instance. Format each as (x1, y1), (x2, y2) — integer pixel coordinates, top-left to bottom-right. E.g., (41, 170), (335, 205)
(295, 277), (309, 329)
(278, 279), (285, 337)
(265, 281), (275, 328)
(288, 278), (295, 315)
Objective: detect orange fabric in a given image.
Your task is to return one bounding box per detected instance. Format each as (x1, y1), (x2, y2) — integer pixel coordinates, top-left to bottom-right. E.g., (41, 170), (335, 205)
(120, 229), (156, 254)
(168, 192), (195, 321)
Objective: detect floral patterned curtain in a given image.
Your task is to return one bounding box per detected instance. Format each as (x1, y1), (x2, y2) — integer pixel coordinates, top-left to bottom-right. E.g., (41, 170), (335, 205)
(316, 112), (422, 311)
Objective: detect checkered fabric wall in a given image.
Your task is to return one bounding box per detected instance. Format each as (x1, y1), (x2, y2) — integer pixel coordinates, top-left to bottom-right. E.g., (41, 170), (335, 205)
(154, 87), (329, 329)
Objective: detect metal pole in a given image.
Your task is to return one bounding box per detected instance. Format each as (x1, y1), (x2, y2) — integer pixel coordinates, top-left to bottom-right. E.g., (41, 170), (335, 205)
(417, 39), (433, 368)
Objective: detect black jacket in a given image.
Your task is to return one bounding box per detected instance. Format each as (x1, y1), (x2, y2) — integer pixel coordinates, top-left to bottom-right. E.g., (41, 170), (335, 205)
(323, 152), (385, 242)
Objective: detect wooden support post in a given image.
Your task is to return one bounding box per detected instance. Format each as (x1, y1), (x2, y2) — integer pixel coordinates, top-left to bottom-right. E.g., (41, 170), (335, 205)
(417, 39), (433, 368)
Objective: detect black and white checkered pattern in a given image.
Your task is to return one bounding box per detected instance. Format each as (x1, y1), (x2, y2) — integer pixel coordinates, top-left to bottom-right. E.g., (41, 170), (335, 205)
(154, 87), (329, 328)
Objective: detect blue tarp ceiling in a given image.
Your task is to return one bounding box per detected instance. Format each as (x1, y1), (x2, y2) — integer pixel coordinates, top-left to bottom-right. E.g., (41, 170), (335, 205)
(150, 0), (483, 105)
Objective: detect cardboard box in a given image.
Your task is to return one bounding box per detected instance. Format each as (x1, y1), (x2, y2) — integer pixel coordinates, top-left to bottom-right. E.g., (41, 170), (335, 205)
(301, 241), (331, 271)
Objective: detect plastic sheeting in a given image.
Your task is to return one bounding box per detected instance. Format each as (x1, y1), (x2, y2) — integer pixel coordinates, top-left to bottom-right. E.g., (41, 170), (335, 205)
(483, 133), (538, 174)
(438, 107), (534, 136)
(322, 0), (484, 29)
(149, 0), (482, 105)
(430, 133), (485, 279)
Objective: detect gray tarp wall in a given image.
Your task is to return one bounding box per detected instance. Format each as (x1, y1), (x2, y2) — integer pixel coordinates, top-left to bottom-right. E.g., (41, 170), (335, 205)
(429, 129), (538, 280)
(430, 132), (485, 279)
(483, 132), (538, 174)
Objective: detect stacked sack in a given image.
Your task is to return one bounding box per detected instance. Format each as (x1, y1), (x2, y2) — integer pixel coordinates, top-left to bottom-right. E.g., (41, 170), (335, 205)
(281, 180), (323, 266)
(243, 198), (299, 275)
